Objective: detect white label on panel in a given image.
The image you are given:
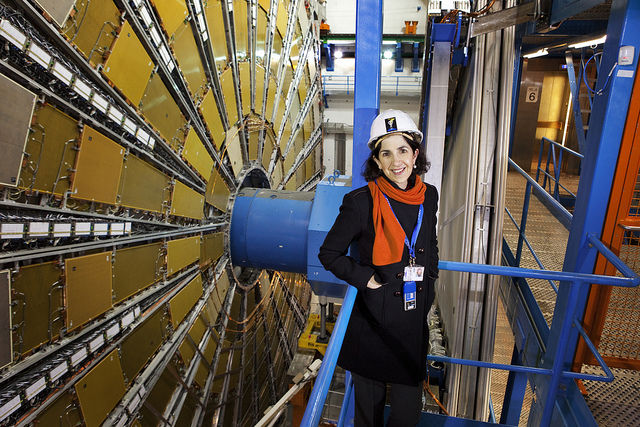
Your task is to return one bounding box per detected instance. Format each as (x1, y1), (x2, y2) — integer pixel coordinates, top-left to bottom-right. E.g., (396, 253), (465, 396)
(108, 106), (124, 124)
(73, 79), (91, 100)
(53, 223), (72, 237)
(125, 222), (132, 234)
(0, 20), (27, 49)
(526, 86), (539, 103)
(110, 223), (125, 236)
(28, 222), (49, 238)
(71, 347), (87, 367)
(74, 222), (91, 236)
(52, 62), (73, 85)
(0, 396), (21, 422)
(1, 223), (23, 239)
(121, 311), (135, 328)
(49, 361), (68, 381)
(123, 117), (137, 135)
(27, 43), (51, 68)
(106, 324), (120, 339)
(617, 69), (634, 78)
(89, 335), (104, 353)
(134, 306), (141, 317)
(94, 223), (108, 236)
(25, 377), (46, 400)
(92, 93), (109, 113)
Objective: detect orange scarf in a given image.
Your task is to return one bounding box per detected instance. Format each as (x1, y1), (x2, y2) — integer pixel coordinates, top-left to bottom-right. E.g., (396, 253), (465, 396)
(368, 177), (426, 266)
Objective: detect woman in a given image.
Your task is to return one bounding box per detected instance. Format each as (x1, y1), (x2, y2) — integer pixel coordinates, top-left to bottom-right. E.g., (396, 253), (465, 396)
(318, 110), (439, 426)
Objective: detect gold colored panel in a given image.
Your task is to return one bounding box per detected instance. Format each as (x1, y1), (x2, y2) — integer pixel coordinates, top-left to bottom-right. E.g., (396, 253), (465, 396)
(285, 177), (296, 190)
(262, 131), (275, 171)
(120, 309), (167, 384)
(303, 111), (313, 139)
(176, 394), (198, 426)
(272, 158), (283, 187)
(0, 75), (36, 187)
(33, 391), (82, 426)
(214, 270), (230, 310)
(239, 62), (251, 116)
(225, 128), (243, 177)
(34, 0), (75, 27)
(71, 126), (124, 205)
(274, 96), (286, 141)
(118, 154), (171, 214)
(201, 232), (224, 266)
(205, 167), (230, 211)
(298, 75), (308, 106)
(258, 0), (270, 12)
(0, 271), (11, 368)
(271, 32), (283, 77)
(11, 262), (63, 355)
(280, 118), (292, 151)
(75, 349), (126, 427)
(169, 274), (203, 326)
(205, 0), (228, 70)
(234, 0), (248, 61)
(255, 64), (266, 115)
(172, 22), (208, 100)
(179, 315), (207, 366)
(211, 350), (228, 393)
(167, 236), (201, 276)
(194, 359), (208, 387)
(19, 104), (78, 195)
(305, 153), (315, 180)
(153, 0), (189, 36)
(113, 242), (162, 303)
(248, 131), (259, 161)
(266, 76), (277, 121)
(183, 128), (214, 179)
(200, 89), (226, 148)
(103, 21), (154, 107)
(140, 364), (177, 422)
(296, 164), (306, 187)
(307, 53), (317, 82)
(171, 181), (204, 219)
(276, 0), (288, 36)
(204, 334), (216, 362)
(257, 10), (267, 63)
(62, 0), (120, 66)
(220, 69), (239, 126)
(290, 34), (301, 68)
(141, 72), (187, 150)
(66, 252), (112, 331)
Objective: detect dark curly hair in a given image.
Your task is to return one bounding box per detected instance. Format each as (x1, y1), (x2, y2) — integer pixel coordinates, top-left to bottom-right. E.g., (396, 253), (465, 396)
(362, 134), (430, 182)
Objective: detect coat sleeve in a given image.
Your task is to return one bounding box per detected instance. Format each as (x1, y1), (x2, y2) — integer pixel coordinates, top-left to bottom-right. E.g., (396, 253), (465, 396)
(318, 192), (375, 291)
(429, 186), (439, 279)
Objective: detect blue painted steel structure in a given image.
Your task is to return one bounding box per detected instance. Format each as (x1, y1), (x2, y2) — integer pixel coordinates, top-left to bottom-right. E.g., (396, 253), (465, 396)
(531, 1), (640, 425)
(565, 54), (587, 154)
(395, 42), (403, 72)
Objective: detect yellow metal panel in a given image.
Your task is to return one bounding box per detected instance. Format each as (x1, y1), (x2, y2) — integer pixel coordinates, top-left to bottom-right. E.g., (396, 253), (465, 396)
(152, 0), (189, 36)
(199, 89), (226, 148)
(118, 153), (171, 214)
(255, 64), (266, 114)
(167, 236), (200, 276)
(225, 128), (243, 177)
(220, 69), (239, 126)
(19, 104), (78, 195)
(258, 0), (270, 13)
(276, 0), (288, 36)
(141, 72), (187, 150)
(169, 274), (203, 326)
(113, 242), (162, 303)
(183, 128), (214, 179)
(284, 151), (295, 173)
(103, 21), (154, 107)
(194, 359), (208, 387)
(274, 97), (287, 143)
(62, 1), (120, 66)
(179, 315), (207, 366)
(33, 390), (82, 426)
(0, 75), (36, 187)
(271, 31), (283, 77)
(285, 176), (296, 190)
(66, 252), (113, 331)
(303, 110), (313, 139)
(215, 270), (230, 309)
(239, 62), (251, 116)
(171, 180), (204, 219)
(172, 22), (208, 100)
(141, 364), (177, 421)
(120, 309), (167, 384)
(296, 164), (306, 187)
(205, 0), (228, 70)
(305, 153), (315, 180)
(71, 126), (124, 205)
(205, 167), (230, 211)
(272, 158), (283, 187)
(266, 76), (277, 121)
(280, 117), (293, 151)
(290, 33), (301, 68)
(307, 52), (317, 82)
(234, 0), (248, 61)
(249, 131), (259, 161)
(75, 349), (126, 427)
(257, 9), (267, 63)
(11, 262), (63, 356)
(201, 232), (225, 267)
(298, 74), (308, 105)
(262, 131), (275, 171)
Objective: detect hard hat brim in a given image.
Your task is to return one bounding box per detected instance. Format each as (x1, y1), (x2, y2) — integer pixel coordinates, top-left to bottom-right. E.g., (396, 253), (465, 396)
(367, 130), (423, 150)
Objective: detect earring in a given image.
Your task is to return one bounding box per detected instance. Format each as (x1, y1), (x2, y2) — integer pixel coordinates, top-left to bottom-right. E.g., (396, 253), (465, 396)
(413, 164), (417, 169)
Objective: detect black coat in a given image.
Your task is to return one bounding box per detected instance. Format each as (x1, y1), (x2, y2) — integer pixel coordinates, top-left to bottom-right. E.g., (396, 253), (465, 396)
(318, 182), (439, 385)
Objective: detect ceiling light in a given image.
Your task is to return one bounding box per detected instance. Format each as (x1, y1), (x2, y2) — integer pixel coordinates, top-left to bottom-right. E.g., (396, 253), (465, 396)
(569, 35), (606, 49)
(383, 50), (393, 59)
(523, 48), (548, 59)
(334, 50), (343, 59)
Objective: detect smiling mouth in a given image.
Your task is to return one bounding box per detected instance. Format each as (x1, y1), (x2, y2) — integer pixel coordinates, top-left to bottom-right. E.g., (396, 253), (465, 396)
(392, 166), (405, 175)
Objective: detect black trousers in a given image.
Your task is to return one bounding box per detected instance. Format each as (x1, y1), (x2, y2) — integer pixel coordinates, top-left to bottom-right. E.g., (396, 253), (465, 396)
(351, 372), (422, 427)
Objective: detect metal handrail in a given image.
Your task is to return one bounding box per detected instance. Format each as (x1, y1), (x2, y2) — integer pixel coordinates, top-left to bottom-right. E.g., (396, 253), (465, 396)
(536, 137), (583, 203)
(301, 234), (639, 427)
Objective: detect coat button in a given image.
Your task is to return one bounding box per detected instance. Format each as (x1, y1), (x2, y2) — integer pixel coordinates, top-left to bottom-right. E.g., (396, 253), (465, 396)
(417, 248), (425, 254)
(417, 286), (423, 292)
(394, 291), (401, 297)
(396, 272), (403, 279)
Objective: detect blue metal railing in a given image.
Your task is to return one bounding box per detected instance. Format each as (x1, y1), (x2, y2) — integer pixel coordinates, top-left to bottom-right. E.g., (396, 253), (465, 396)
(322, 74), (423, 96)
(301, 235), (639, 427)
(535, 137), (583, 207)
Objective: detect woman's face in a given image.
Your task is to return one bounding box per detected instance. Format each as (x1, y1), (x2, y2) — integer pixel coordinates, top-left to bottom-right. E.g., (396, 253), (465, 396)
(374, 134), (418, 189)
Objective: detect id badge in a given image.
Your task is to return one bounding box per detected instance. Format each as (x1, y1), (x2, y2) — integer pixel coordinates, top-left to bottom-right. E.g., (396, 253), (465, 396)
(403, 265), (425, 282)
(403, 281), (416, 311)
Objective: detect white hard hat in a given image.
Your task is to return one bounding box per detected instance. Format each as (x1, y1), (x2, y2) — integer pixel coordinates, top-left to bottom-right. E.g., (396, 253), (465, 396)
(367, 109), (423, 150)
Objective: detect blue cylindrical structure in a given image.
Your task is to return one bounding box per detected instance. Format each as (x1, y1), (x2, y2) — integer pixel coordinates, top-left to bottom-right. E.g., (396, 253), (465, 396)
(230, 188), (313, 273)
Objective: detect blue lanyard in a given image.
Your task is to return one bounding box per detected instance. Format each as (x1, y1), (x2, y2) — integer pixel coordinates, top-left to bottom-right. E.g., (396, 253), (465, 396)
(382, 194), (423, 265)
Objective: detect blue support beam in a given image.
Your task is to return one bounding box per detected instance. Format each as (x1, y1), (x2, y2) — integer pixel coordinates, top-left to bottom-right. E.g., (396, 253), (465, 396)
(351, 0), (382, 188)
(565, 53), (587, 153)
(530, 0), (640, 425)
(500, 346), (528, 426)
(412, 42), (420, 72)
(395, 42), (403, 72)
(324, 43), (334, 71)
